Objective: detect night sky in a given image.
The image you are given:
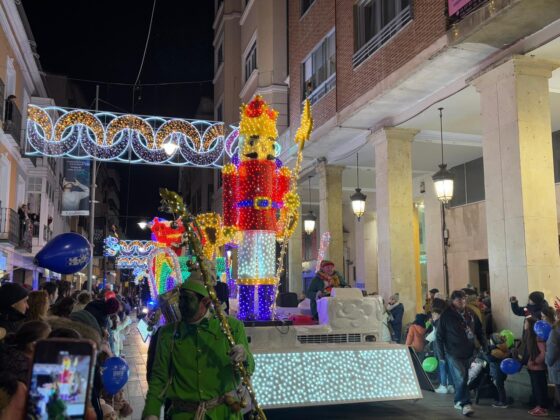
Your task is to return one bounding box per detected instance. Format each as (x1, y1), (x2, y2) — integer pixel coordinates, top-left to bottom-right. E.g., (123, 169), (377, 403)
(23, 0), (215, 239)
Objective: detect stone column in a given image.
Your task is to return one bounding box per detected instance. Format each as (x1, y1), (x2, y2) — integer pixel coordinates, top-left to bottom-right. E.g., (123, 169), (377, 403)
(354, 210), (378, 293)
(317, 161), (344, 271)
(473, 55), (560, 334)
(288, 205), (303, 295)
(373, 128), (418, 322)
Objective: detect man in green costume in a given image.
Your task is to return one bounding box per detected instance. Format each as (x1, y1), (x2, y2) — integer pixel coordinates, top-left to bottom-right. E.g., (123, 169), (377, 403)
(142, 271), (254, 420)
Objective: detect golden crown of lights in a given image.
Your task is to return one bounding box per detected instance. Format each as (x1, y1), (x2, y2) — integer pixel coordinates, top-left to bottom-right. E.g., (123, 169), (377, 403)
(239, 95), (279, 140)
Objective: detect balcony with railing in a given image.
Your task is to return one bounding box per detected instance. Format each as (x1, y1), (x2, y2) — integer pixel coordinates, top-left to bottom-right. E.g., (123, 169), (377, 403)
(0, 208), (31, 252)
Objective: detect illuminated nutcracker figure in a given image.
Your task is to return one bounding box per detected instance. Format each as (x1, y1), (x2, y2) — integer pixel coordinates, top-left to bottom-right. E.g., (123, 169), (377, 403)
(222, 96), (293, 320)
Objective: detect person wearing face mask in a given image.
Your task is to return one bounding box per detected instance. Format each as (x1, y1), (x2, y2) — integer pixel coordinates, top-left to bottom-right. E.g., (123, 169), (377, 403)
(142, 272), (254, 420)
(0, 283), (29, 333)
(510, 291), (548, 319)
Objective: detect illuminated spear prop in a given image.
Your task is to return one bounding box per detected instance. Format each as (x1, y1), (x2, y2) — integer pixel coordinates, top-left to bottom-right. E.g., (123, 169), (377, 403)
(273, 99), (313, 315)
(159, 188), (267, 420)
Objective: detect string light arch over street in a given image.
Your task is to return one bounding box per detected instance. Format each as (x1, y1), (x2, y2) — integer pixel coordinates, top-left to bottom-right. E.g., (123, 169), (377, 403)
(25, 104), (242, 168)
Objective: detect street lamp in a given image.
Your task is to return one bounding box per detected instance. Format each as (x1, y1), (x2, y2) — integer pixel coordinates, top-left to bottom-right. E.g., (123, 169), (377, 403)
(432, 107), (454, 296)
(350, 153), (367, 220)
(303, 176), (316, 235)
(163, 141), (178, 156)
(137, 221), (148, 230)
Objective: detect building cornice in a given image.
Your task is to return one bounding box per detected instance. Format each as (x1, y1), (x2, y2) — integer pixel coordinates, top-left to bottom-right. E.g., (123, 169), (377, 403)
(0, 0), (46, 96)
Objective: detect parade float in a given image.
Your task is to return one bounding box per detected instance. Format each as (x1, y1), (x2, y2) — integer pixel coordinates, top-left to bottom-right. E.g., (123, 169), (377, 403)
(152, 96), (422, 413)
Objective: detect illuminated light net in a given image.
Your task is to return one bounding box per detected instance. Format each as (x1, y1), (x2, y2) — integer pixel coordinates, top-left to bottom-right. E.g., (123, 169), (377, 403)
(25, 105), (240, 167)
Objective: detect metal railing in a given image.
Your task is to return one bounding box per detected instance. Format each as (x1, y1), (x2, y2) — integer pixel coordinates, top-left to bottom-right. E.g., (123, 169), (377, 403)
(307, 73), (336, 106)
(0, 207), (20, 246)
(352, 5), (412, 68)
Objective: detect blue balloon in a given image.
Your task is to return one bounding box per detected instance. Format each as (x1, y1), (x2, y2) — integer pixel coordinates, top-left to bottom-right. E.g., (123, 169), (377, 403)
(34, 233), (91, 274)
(101, 357), (129, 395)
(500, 358), (522, 375)
(534, 320), (552, 341)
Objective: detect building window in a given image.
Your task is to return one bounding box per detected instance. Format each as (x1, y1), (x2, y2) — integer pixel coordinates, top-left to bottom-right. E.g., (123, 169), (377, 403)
(244, 41), (257, 83)
(216, 40), (224, 72)
(301, 31), (336, 104)
(353, 0), (412, 67)
(449, 157), (485, 207)
(27, 176), (42, 193)
(301, 0), (316, 15)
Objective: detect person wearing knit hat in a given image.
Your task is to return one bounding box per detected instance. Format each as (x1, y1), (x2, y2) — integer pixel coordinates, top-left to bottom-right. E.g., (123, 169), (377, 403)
(143, 266), (254, 420)
(0, 283), (29, 333)
(305, 260), (346, 321)
(510, 290), (548, 319)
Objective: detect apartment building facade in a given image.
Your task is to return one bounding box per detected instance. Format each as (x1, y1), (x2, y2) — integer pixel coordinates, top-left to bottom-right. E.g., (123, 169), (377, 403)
(281, 0), (560, 331)
(0, 0), (71, 287)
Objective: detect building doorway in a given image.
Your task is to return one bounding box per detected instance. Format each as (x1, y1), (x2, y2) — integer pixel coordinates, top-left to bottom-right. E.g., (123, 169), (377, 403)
(468, 259), (489, 293)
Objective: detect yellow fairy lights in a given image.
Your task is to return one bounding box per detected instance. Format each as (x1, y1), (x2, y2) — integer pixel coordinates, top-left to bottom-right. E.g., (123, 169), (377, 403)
(195, 212), (226, 259)
(106, 115), (155, 147)
(27, 105), (53, 140)
(239, 95), (279, 140)
(156, 119), (201, 150)
(55, 110), (104, 143)
(237, 278), (277, 286)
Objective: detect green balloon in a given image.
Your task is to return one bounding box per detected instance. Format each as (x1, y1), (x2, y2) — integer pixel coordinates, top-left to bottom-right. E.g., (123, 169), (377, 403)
(422, 356), (438, 373)
(500, 329), (515, 348)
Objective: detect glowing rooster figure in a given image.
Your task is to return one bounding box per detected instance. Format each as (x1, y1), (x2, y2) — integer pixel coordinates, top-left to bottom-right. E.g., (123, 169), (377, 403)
(223, 96), (311, 320)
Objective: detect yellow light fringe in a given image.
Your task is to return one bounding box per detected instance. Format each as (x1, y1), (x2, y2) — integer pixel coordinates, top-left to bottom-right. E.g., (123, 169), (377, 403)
(237, 278), (277, 286)
(196, 212), (225, 260)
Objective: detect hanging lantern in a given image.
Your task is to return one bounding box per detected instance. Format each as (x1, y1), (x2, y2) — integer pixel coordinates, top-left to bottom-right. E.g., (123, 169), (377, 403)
(303, 211), (316, 235)
(432, 108), (454, 204)
(351, 153), (367, 220)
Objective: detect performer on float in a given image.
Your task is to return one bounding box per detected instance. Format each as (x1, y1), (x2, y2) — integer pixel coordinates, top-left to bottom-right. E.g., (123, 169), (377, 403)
(221, 96), (292, 320)
(306, 260), (347, 321)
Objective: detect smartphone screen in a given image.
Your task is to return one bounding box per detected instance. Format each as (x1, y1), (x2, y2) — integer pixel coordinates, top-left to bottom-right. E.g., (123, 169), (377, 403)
(28, 339), (96, 419)
(137, 318), (152, 342)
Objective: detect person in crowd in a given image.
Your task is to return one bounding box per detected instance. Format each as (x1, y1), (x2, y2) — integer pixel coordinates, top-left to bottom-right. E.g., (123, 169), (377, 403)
(387, 293), (404, 343)
(406, 313), (427, 355)
(546, 307), (560, 414)
(524, 316), (549, 417)
(0, 283), (29, 333)
(426, 298), (454, 394)
(50, 296), (75, 318)
(109, 301), (132, 357)
(215, 276), (230, 315)
(485, 332), (510, 408)
(73, 290), (92, 312)
(41, 282), (58, 306)
(510, 291), (548, 319)
(48, 327), (81, 339)
(26, 290), (49, 321)
(55, 280), (72, 304)
(306, 260), (346, 321)
(142, 275), (254, 419)
(463, 288), (484, 330)
(541, 306), (556, 326)
(436, 290), (485, 417)
(424, 288), (439, 313)
(0, 320), (51, 382)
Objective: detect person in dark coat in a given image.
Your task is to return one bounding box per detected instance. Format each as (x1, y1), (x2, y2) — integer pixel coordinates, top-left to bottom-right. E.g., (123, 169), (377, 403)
(436, 290), (486, 417)
(0, 283), (29, 333)
(214, 280), (230, 314)
(387, 293), (404, 343)
(84, 297), (120, 335)
(510, 291), (547, 319)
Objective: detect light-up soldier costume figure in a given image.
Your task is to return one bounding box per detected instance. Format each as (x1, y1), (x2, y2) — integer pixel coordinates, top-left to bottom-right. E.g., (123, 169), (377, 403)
(222, 96), (291, 320)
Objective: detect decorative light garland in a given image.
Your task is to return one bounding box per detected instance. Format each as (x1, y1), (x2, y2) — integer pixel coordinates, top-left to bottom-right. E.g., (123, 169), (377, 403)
(26, 104), (234, 167)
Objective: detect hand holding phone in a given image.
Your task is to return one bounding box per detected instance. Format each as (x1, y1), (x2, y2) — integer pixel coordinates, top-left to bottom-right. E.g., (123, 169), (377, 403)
(27, 339), (96, 419)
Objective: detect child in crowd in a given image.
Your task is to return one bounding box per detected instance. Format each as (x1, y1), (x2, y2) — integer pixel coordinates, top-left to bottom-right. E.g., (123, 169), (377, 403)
(406, 313), (427, 355)
(524, 317), (548, 417)
(426, 299), (454, 394)
(486, 333), (510, 408)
